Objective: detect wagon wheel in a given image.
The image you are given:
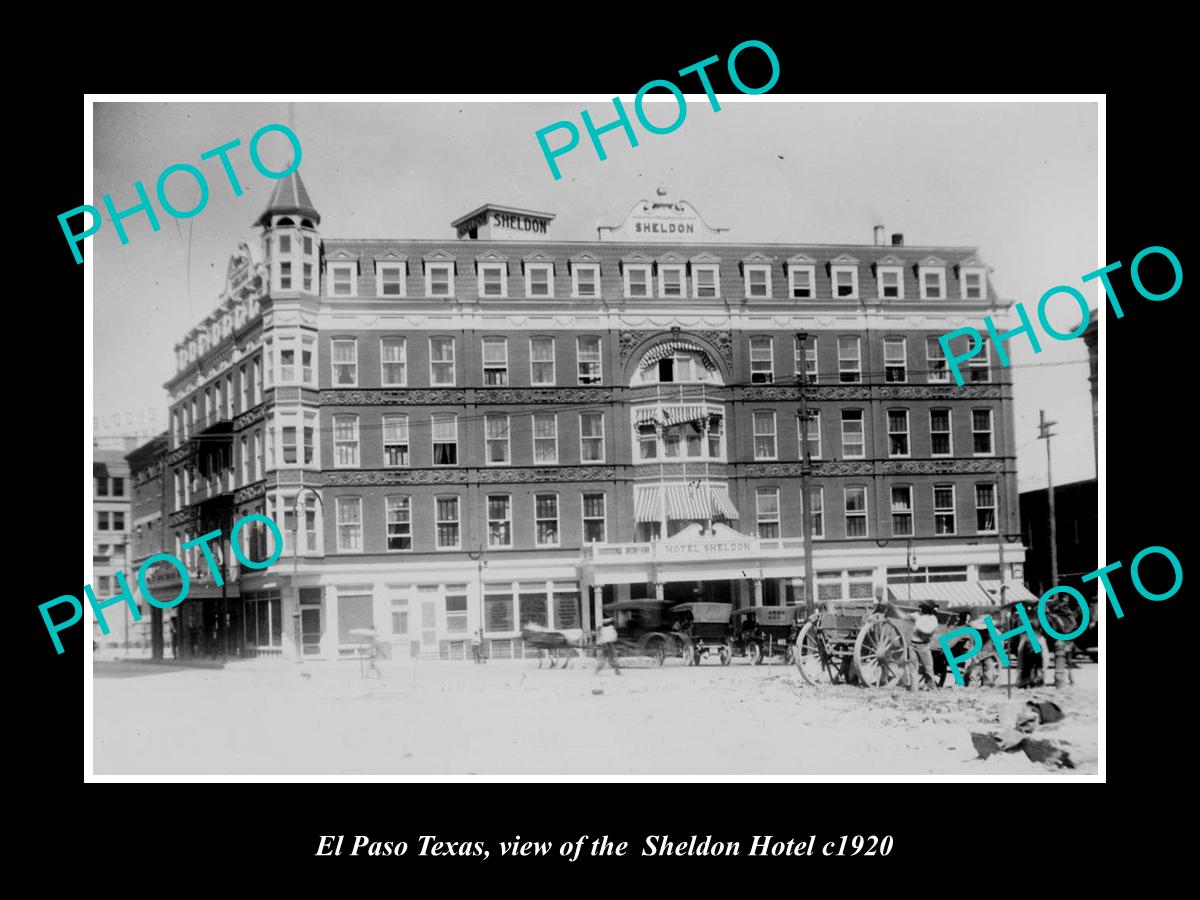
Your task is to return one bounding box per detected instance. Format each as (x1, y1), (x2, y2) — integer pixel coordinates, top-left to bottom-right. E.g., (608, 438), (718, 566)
(853, 618), (908, 688)
(747, 641), (763, 666)
(795, 621), (839, 685)
(719, 640), (732, 666)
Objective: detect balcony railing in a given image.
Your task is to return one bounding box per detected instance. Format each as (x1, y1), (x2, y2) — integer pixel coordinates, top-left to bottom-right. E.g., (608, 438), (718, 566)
(582, 536), (806, 564)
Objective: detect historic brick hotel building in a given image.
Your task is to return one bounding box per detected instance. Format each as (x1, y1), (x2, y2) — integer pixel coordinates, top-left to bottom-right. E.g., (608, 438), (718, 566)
(148, 172), (1032, 661)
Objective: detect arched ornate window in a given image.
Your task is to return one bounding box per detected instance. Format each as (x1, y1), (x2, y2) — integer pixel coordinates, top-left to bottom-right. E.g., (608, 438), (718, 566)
(632, 340), (722, 386)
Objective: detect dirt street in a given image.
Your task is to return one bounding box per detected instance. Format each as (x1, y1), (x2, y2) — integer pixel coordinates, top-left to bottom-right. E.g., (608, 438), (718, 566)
(92, 657), (1099, 776)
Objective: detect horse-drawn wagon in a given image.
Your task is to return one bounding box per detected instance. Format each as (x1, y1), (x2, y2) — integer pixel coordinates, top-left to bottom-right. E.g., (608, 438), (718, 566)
(602, 598), (686, 665)
(793, 580), (1085, 688)
(520, 624), (587, 668)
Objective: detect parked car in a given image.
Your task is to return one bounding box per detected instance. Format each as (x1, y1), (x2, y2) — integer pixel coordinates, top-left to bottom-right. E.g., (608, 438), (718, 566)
(669, 602), (734, 665)
(731, 605), (802, 665)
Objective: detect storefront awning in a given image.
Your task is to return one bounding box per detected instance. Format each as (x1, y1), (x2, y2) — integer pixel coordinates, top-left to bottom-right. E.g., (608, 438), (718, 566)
(888, 582), (992, 609)
(978, 580), (1040, 605)
(634, 487), (661, 522)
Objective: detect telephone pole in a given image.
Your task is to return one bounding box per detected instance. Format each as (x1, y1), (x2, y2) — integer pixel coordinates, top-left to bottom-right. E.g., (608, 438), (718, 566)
(1038, 409), (1066, 688)
(796, 333), (817, 618)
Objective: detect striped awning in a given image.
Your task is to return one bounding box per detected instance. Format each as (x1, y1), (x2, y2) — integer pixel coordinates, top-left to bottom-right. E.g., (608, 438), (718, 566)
(635, 408), (660, 427)
(637, 484), (739, 522)
(887, 581), (993, 609)
(634, 487), (661, 522)
(665, 485), (708, 520)
(634, 405), (719, 427)
(638, 340), (718, 372)
(661, 405), (710, 426)
(978, 581), (1040, 605)
(709, 485), (739, 519)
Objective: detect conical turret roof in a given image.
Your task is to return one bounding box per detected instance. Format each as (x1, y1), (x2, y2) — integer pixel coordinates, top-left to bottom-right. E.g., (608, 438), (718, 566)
(255, 169), (320, 227)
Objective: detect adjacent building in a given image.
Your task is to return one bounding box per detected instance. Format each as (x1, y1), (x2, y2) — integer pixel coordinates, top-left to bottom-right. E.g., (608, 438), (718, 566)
(126, 432), (171, 657)
(1020, 477), (1099, 604)
(93, 441), (139, 649)
(147, 174), (1031, 661)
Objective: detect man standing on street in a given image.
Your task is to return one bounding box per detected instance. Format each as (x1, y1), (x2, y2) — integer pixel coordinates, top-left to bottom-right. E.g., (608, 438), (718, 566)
(471, 629), (483, 664)
(594, 616), (621, 675)
(888, 600), (940, 691)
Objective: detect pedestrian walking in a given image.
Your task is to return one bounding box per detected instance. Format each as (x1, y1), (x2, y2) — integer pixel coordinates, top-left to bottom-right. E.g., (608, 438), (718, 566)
(594, 616), (621, 675)
(471, 629), (483, 664)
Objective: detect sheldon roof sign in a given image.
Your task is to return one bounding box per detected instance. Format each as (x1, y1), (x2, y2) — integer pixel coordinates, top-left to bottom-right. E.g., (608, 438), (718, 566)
(599, 191), (728, 242)
(452, 203), (556, 241)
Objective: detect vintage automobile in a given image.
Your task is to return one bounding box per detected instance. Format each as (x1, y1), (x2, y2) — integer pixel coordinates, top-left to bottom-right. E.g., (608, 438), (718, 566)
(669, 602), (735, 666)
(730, 605), (802, 665)
(602, 598), (686, 665)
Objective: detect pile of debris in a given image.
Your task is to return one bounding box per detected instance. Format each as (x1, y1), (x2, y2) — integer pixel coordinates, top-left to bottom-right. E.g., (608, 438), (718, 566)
(971, 698), (1074, 768)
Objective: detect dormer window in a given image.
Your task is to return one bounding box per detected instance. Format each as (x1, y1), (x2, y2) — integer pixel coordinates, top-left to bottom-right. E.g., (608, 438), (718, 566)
(426, 262), (454, 297)
(831, 265), (859, 299)
(692, 264), (720, 299)
(478, 262), (508, 298)
(328, 263), (357, 297)
(877, 264), (904, 299)
(572, 262), (599, 298)
(919, 261), (946, 300)
(525, 262), (554, 298)
(659, 264), (686, 298)
(959, 265), (986, 300)
(788, 264), (815, 299)
(375, 261), (407, 297)
(624, 262), (652, 298)
(744, 264), (771, 298)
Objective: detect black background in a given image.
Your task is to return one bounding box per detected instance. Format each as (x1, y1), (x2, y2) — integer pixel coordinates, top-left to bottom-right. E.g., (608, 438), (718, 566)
(20, 21), (1188, 881)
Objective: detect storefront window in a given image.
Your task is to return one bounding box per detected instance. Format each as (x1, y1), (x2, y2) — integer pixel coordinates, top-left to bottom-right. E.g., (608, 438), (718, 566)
(484, 587), (514, 632)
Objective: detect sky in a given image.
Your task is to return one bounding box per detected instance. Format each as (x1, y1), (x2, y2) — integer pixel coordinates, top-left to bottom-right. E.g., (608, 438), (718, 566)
(91, 99), (1098, 490)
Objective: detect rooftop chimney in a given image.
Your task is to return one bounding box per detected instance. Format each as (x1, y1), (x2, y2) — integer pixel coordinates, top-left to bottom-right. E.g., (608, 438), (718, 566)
(891, 233), (904, 246)
(873, 225), (885, 246)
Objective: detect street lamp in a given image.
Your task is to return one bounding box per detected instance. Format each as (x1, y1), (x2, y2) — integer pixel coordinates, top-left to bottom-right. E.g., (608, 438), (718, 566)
(291, 487), (324, 663)
(467, 542), (487, 661)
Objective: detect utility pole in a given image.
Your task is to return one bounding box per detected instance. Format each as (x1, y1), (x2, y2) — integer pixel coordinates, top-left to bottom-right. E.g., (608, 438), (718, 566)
(1038, 409), (1066, 689)
(996, 481), (1011, 699)
(292, 488), (324, 663)
(796, 333), (817, 618)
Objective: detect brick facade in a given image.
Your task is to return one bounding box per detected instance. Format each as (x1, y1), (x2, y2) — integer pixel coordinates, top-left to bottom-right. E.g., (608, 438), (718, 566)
(150, 181), (1027, 661)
